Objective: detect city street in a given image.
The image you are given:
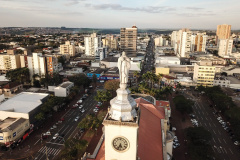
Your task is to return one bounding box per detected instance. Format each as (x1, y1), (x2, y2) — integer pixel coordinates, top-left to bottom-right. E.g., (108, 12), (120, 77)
(184, 90), (240, 160)
(33, 90), (98, 160)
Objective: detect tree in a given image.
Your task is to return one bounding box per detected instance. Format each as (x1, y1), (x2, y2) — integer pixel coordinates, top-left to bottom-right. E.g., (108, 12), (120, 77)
(58, 56), (66, 66)
(35, 112), (45, 121)
(156, 73), (163, 89)
(173, 95), (193, 114)
(94, 90), (111, 103)
(6, 67), (30, 84)
(133, 71), (140, 83)
(104, 79), (120, 96)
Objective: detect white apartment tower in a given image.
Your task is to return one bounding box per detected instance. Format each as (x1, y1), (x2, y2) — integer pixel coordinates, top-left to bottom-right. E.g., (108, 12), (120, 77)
(60, 41), (76, 57)
(217, 38), (233, 57)
(178, 29), (192, 57)
(84, 33), (102, 56)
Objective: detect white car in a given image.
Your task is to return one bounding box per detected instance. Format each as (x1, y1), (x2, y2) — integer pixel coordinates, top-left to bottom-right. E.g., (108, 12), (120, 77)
(234, 141), (239, 145)
(93, 109), (99, 113)
(81, 109), (86, 113)
(172, 127), (176, 131)
(53, 133), (59, 139)
(79, 105), (83, 109)
(77, 100), (82, 104)
(75, 116), (80, 121)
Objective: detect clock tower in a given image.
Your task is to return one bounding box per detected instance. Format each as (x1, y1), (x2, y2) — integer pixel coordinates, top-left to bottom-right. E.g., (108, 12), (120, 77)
(103, 52), (139, 160)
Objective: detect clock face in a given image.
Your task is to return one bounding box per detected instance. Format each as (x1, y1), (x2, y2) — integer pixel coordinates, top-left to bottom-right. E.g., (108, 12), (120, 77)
(112, 137), (129, 152)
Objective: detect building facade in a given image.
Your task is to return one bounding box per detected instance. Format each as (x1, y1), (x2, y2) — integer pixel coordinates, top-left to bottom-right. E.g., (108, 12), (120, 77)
(120, 26), (137, 57)
(84, 33), (102, 57)
(193, 62), (216, 86)
(217, 38), (233, 57)
(191, 33), (207, 52)
(0, 54), (21, 73)
(60, 41), (76, 57)
(216, 24), (231, 40)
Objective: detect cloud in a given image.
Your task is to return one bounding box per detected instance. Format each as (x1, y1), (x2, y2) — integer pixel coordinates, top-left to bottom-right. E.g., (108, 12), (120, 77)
(88, 3), (176, 13)
(185, 7), (204, 10)
(64, 0), (85, 6)
(176, 13), (216, 17)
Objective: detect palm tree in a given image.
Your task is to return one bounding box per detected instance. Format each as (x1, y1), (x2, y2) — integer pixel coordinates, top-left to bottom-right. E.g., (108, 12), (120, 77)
(157, 73), (163, 89)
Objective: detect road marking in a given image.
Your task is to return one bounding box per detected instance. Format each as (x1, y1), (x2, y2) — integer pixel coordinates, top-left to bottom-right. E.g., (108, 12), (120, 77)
(208, 122), (211, 127)
(213, 130), (216, 135)
(218, 130), (221, 135)
(218, 138), (221, 143)
(223, 148), (227, 154)
(206, 117), (208, 120)
(46, 142), (64, 146)
(65, 126), (74, 137)
(213, 123), (216, 127)
(34, 139), (41, 145)
(229, 148), (233, 154)
(223, 139), (227, 144)
(212, 137), (216, 143)
(217, 147), (221, 153)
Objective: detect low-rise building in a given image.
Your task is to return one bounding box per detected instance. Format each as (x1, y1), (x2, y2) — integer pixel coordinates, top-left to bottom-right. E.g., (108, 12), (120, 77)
(0, 82), (23, 98)
(0, 117), (30, 145)
(193, 62), (216, 87)
(54, 81), (74, 97)
(213, 77), (230, 87)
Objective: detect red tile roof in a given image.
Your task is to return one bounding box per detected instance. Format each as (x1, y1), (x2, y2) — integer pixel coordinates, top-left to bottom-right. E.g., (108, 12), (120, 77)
(89, 98), (164, 160)
(137, 98), (164, 160)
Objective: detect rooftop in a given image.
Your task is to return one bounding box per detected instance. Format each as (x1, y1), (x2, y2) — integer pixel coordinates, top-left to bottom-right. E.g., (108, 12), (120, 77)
(59, 81), (73, 88)
(101, 57), (118, 62)
(0, 92), (49, 113)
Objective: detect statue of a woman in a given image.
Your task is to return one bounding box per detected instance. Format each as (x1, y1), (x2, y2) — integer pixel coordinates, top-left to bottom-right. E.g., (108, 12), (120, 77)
(118, 52), (131, 89)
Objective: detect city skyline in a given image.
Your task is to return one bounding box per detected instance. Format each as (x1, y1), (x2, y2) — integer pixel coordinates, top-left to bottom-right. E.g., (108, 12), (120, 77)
(0, 0), (240, 29)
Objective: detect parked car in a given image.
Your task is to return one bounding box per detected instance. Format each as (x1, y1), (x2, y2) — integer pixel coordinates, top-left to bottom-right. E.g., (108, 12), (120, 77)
(75, 116), (80, 121)
(81, 109), (86, 113)
(172, 127), (176, 131)
(45, 131), (51, 135)
(77, 100), (82, 104)
(217, 117), (222, 121)
(53, 133), (59, 139)
(93, 109), (99, 113)
(60, 118), (65, 121)
(80, 128), (85, 133)
(79, 105), (83, 109)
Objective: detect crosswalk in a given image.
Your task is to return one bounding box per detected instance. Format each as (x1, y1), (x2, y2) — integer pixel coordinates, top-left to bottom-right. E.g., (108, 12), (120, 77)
(38, 146), (61, 156)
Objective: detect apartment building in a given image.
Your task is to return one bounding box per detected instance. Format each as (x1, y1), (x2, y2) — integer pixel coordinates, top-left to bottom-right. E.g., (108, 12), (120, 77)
(193, 61), (216, 87)
(178, 29), (192, 57)
(102, 35), (118, 51)
(191, 33), (207, 52)
(0, 54), (21, 73)
(84, 33), (102, 57)
(120, 25), (137, 57)
(154, 36), (168, 47)
(60, 41), (76, 57)
(217, 38), (233, 57)
(216, 24), (231, 41)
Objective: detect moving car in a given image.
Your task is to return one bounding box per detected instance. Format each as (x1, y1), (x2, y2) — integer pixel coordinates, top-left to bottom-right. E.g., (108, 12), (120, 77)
(79, 105), (83, 109)
(81, 109), (86, 113)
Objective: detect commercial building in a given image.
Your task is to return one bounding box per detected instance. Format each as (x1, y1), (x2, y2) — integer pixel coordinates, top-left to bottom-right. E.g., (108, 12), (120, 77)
(213, 77), (230, 87)
(193, 62), (216, 86)
(0, 117), (30, 145)
(54, 81), (74, 97)
(120, 26), (137, 57)
(84, 33), (102, 57)
(0, 54), (21, 73)
(0, 92), (49, 124)
(60, 41), (76, 57)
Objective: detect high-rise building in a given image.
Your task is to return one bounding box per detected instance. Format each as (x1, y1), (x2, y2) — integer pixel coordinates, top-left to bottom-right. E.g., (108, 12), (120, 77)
(178, 29), (192, 57)
(84, 33), (102, 57)
(102, 35), (118, 51)
(216, 24), (231, 40)
(60, 41), (76, 57)
(154, 36), (168, 47)
(191, 33), (208, 52)
(27, 53), (60, 79)
(0, 54), (21, 73)
(217, 38), (233, 57)
(120, 25), (137, 57)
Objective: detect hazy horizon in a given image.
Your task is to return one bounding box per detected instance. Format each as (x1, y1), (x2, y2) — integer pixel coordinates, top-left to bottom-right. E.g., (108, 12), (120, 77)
(0, 0), (240, 29)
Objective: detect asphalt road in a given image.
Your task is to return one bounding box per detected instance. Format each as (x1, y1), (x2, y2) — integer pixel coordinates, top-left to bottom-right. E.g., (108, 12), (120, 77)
(33, 90), (98, 160)
(184, 90), (240, 160)
(142, 38), (155, 74)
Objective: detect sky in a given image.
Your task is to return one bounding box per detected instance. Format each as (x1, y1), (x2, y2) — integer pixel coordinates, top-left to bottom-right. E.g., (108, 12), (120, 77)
(0, 0), (239, 29)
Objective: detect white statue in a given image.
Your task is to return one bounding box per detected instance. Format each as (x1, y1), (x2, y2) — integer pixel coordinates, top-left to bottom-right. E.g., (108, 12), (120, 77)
(118, 52), (131, 89)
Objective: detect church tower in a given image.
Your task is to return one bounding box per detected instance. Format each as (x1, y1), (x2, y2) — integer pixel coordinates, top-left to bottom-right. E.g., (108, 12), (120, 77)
(103, 52), (139, 160)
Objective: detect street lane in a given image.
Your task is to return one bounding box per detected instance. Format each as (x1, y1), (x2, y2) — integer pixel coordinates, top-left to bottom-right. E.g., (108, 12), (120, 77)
(34, 89), (98, 160)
